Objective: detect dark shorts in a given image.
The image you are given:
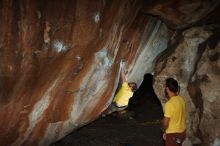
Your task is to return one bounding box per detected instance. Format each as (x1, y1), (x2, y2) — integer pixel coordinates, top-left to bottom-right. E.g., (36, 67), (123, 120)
(165, 131), (186, 146)
(107, 102), (127, 113)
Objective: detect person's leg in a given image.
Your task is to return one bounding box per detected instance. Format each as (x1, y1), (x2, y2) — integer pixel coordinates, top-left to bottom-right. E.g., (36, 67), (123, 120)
(165, 132), (186, 146)
(116, 106), (127, 111)
(166, 133), (179, 146)
(116, 106), (127, 114)
(102, 102), (118, 116)
(178, 131), (186, 145)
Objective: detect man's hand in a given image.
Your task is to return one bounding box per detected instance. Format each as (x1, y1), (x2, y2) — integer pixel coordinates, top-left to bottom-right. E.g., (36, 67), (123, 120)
(163, 133), (166, 140)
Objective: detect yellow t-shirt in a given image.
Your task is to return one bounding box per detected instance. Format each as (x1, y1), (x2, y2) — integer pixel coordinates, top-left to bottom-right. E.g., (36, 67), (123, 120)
(164, 95), (186, 134)
(113, 82), (133, 107)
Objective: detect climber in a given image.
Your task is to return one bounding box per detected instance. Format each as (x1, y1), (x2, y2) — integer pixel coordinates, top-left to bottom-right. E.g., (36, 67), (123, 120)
(162, 78), (186, 146)
(102, 61), (137, 117)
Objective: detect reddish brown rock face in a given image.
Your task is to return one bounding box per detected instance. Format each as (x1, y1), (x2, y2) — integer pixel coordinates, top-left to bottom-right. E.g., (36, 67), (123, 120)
(0, 0), (170, 145)
(143, 0), (220, 28)
(0, 0), (220, 146)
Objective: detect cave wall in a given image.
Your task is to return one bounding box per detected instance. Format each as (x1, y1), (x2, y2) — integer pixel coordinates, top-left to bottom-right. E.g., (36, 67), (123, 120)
(190, 28), (220, 145)
(0, 0), (220, 146)
(0, 0), (170, 145)
(142, 0), (220, 29)
(153, 26), (220, 145)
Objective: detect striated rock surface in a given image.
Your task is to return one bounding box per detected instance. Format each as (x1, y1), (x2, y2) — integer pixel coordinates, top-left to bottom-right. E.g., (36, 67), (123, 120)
(190, 28), (220, 145)
(143, 0), (220, 28)
(0, 0), (170, 145)
(1, 0), (220, 145)
(153, 26), (220, 145)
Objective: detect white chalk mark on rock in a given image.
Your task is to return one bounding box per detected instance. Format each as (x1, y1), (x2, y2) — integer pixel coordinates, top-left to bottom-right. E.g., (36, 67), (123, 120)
(53, 40), (69, 53)
(93, 12), (101, 23)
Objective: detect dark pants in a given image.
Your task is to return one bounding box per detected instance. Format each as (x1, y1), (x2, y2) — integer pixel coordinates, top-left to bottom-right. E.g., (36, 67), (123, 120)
(107, 102), (127, 113)
(102, 102), (127, 116)
(165, 131), (186, 146)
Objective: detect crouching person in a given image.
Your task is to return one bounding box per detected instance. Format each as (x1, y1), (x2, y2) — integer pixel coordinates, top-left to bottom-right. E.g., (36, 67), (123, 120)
(102, 63), (137, 116)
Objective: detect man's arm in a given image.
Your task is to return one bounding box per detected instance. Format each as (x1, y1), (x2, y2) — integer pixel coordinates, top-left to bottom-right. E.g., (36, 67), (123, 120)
(121, 62), (127, 83)
(163, 102), (173, 131)
(162, 116), (170, 131)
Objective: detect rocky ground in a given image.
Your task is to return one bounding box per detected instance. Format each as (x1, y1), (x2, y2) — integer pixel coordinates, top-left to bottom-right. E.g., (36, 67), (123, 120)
(52, 74), (164, 146)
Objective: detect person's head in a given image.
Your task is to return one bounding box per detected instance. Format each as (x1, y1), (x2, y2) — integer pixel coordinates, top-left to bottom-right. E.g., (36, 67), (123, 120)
(128, 82), (137, 92)
(165, 78), (179, 98)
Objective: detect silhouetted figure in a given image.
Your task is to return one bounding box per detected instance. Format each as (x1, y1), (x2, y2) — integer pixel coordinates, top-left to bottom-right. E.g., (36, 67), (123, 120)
(128, 73), (163, 121)
(128, 73), (161, 109)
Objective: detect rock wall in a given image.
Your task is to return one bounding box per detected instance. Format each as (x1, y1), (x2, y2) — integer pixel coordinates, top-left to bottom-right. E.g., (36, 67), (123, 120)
(153, 26), (220, 145)
(0, 0), (170, 145)
(190, 27), (220, 146)
(142, 0), (220, 29)
(0, 0), (220, 145)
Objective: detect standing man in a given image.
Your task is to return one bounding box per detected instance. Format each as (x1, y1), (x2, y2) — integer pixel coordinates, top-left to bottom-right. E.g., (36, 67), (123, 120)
(162, 78), (186, 146)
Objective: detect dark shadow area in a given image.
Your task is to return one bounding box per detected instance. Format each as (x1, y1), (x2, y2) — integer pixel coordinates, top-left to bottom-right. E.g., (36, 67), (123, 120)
(52, 73), (164, 146)
(128, 73), (163, 122)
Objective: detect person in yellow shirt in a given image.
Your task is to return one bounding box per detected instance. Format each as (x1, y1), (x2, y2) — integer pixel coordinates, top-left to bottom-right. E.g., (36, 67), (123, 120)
(162, 78), (186, 146)
(102, 62), (137, 116)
